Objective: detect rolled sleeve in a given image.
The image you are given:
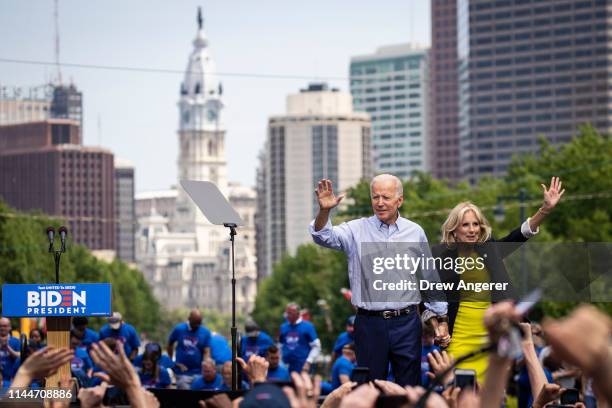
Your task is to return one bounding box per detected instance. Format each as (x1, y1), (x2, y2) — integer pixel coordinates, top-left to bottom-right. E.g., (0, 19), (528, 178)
(521, 218), (539, 238)
(309, 219), (344, 251)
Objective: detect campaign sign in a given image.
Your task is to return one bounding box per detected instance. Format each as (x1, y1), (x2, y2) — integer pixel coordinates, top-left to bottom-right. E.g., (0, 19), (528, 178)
(2, 283), (112, 317)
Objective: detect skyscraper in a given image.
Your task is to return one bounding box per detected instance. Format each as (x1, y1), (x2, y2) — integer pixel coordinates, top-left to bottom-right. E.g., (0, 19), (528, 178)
(429, 0), (461, 182)
(0, 119), (115, 251)
(257, 83), (372, 278)
(114, 158), (135, 263)
(458, 0), (610, 182)
(350, 44), (429, 179)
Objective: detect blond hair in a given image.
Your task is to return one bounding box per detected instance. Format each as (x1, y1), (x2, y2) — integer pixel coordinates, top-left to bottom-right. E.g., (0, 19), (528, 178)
(441, 202), (492, 244)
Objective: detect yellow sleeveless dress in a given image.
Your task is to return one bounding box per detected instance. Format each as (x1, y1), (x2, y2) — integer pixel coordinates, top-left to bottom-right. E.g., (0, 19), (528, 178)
(446, 253), (491, 386)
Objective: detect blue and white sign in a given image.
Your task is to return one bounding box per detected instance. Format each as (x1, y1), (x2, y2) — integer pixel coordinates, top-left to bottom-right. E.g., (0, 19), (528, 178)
(2, 283), (112, 317)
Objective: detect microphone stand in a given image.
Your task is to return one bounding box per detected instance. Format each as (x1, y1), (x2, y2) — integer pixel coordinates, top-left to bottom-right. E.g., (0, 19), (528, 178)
(223, 223), (239, 391)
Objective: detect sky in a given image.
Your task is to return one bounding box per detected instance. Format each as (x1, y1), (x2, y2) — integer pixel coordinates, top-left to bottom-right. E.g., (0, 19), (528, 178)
(0, 0), (430, 192)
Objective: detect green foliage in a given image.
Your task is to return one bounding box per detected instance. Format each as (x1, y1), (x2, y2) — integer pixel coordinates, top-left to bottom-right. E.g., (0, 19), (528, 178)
(253, 126), (612, 349)
(0, 201), (160, 336)
(252, 245), (352, 351)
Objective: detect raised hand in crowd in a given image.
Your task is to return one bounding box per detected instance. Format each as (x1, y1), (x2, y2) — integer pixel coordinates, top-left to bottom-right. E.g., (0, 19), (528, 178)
(543, 304), (612, 405)
(426, 349), (455, 386)
(441, 386), (462, 408)
(531, 383), (565, 408)
(78, 382), (109, 408)
(9, 346), (73, 388)
(320, 381), (356, 408)
(338, 384), (379, 408)
(236, 354), (269, 384)
(89, 340), (159, 408)
(198, 393), (232, 408)
(283, 371), (322, 408)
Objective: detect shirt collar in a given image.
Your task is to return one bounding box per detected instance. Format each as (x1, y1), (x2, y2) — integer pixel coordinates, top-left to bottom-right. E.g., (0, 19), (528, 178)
(370, 212), (404, 232)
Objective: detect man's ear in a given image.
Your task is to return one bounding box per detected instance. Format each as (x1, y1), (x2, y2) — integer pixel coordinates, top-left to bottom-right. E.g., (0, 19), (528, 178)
(398, 196), (404, 207)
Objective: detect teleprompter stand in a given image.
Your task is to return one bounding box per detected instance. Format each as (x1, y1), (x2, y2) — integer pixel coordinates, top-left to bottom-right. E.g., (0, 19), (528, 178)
(180, 180), (244, 391)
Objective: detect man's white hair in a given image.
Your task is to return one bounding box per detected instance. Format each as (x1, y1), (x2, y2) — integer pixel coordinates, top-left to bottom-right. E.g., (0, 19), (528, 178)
(370, 174), (403, 198)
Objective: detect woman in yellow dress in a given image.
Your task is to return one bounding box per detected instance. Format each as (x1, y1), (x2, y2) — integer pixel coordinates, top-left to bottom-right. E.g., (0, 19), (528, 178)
(432, 177), (564, 385)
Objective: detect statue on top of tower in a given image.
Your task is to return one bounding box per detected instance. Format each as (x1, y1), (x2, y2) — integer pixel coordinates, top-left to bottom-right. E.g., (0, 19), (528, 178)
(197, 7), (203, 30)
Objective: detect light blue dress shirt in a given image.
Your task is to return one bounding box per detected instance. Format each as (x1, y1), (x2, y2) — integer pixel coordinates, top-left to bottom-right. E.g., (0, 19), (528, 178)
(310, 214), (447, 315)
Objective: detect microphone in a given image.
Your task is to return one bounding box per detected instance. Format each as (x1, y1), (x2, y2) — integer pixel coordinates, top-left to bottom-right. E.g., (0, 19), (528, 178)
(58, 226), (68, 251)
(46, 227), (55, 251)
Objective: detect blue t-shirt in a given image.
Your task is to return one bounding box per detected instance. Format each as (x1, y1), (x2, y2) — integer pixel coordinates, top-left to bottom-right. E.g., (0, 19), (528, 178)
(421, 344), (440, 387)
(267, 365), (291, 381)
(191, 373), (223, 390)
(210, 334), (232, 364)
(138, 366), (171, 389)
(71, 347), (94, 387)
(0, 337), (20, 379)
(168, 323), (211, 375)
(332, 332), (354, 354)
(279, 320), (318, 368)
(331, 356), (355, 390)
(133, 353), (175, 370)
(98, 323), (141, 358)
(80, 328), (100, 348)
(240, 332), (274, 360)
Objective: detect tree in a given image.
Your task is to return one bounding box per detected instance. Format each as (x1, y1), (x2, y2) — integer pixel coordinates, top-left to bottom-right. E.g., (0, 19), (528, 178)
(0, 201), (161, 336)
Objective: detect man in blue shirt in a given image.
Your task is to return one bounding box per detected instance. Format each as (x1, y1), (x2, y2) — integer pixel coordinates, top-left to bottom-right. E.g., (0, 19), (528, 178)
(98, 312), (141, 360)
(72, 317), (99, 350)
(331, 316), (355, 363)
(167, 309), (211, 389)
(331, 343), (357, 390)
(279, 303), (321, 373)
(0, 318), (20, 383)
(210, 333), (232, 366)
(240, 319), (274, 361)
(265, 345), (290, 381)
(310, 176), (449, 386)
(70, 330), (94, 387)
(191, 358), (223, 390)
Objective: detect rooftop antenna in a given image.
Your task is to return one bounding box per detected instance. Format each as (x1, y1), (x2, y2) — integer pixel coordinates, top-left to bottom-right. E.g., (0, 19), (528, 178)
(54, 0), (62, 85)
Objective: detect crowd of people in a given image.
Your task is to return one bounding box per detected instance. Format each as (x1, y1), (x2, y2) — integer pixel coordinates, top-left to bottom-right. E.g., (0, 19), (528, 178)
(0, 301), (610, 407)
(0, 174), (610, 407)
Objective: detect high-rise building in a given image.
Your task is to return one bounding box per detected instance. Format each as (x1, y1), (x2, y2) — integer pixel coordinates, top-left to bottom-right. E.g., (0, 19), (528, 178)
(0, 119), (115, 251)
(429, 0), (461, 182)
(458, 0), (611, 182)
(114, 159), (135, 263)
(50, 84), (83, 129)
(135, 10), (257, 313)
(0, 85), (53, 126)
(350, 44), (429, 179)
(257, 83), (371, 279)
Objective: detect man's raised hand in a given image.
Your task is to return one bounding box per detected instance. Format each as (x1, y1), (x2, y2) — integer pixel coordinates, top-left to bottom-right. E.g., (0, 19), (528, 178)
(315, 179), (345, 211)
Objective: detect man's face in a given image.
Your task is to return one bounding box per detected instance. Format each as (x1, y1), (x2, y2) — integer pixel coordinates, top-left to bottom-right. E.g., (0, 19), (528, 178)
(202, 362), (216, 382)
(346, 324), (354, 335)
(371, 179), (403, 225)
(221, 363), (232, 386)
(30, 331), (42, 343)
(286, 306), (299, 324)
(189, 315), (202, 331)
(0, 319), (10, 337)
(267, 351), (280, 370)
(70, 336), (81, 350)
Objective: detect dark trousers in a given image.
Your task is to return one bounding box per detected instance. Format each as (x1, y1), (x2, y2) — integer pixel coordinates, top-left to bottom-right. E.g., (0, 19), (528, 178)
(354, 311), (422, 386)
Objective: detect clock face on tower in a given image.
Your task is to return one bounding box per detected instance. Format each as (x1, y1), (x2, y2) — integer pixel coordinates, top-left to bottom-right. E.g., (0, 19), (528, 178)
(207, 109), (218, 122)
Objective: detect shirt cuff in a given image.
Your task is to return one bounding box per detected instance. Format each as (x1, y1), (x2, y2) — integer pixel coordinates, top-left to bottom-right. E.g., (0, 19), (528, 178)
(309, 218), (332, 236)
(521, 219), (539, 238)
